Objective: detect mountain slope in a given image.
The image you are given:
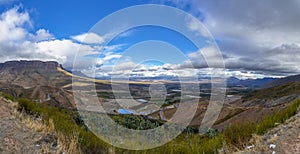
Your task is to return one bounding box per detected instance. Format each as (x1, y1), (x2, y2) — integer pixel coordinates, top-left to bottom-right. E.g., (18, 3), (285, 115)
(0, 97), (63, 153)
(265, 74), (300, 88)
(0, 60), (74, 108)
(0, 60), (71, 88)
(227, 77), (277, 88)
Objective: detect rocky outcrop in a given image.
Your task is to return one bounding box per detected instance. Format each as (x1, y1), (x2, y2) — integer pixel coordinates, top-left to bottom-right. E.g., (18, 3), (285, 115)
(0, 60), (59, 72)
(0, 60), (74, 109)
(0, 60), (71, 88)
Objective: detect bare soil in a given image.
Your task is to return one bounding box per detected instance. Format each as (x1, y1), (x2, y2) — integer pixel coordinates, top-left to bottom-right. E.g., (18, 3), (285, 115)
(237, 108), (300, 154)
(0, 97), (63, 154)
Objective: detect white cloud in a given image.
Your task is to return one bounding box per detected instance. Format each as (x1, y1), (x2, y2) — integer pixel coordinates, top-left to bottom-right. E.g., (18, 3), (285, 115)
(2, 3), (297, 79)
(95, 52), (122, 67)
(71, 32), (105, 44)
(34, 29), (54, 41)
(158, 0), (300, 77)
(0, 6), (29, 42)
(0, 7), (126, 70)
(35, 39), (81, 66)
(186, 16), (210, 37)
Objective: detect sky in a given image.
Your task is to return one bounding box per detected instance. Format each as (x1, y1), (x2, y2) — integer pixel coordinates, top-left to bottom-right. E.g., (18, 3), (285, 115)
(0, 0), (299, 79)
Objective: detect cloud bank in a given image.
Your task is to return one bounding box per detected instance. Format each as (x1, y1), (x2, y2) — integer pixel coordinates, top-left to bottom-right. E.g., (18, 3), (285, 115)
(160, 0), (300, 77)
(1, 2), (299, 79)
(0, 6), (122, 69)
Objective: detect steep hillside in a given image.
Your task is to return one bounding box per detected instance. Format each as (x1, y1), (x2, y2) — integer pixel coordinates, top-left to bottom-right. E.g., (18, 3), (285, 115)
(0, 97), (63, 153)
(265, 74), (300, 88)
(242, 81), (300, 104)
(0, 60), (74, 109)
(0, 60), (71, 88)
(227, 77), (277, 88)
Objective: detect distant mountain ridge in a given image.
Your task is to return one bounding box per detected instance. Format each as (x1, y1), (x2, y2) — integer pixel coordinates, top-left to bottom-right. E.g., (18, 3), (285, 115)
(227, 76), (278, 88)
(265, 74), (300, 88)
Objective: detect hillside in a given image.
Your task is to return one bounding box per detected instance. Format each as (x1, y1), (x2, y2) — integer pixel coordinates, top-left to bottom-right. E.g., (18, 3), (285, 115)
(242, 80), (300, 104)
(237, 103), (300, 154)
(227, 77), (277, 88)
(0, 60), (299, 153)
(265, 74), (300, 88)
(0, 60), (71, 88)
(0, 97), (63, 153)
(0, 61), (74, 109)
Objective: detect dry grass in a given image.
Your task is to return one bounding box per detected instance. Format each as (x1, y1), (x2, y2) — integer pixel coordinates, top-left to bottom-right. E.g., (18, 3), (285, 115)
(17, 108), (81, 153)
(57, 132), (81, 154)
(2, 98), (65, 153)
(4, 92), (300, 154)
(8, 100), (51, 133)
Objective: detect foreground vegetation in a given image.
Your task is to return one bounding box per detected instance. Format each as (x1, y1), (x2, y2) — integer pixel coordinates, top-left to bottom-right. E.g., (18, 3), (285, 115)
(2, 92), (300, 154)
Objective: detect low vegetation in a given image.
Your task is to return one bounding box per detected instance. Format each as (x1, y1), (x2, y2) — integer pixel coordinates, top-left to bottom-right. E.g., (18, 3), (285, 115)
(243, 81), (300, 100)
(17, 98), (111, 153)
(2, 92), (300, 154)
(111, 114), (162, 130)
(256, 98), (300, 135)
(214, 108), (245, 125)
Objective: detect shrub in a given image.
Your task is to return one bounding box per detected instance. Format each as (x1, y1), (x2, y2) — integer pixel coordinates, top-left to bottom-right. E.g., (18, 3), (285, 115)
(223, 121), (256, 149)
(14, 96), (300, 154)
(1, 92), (15, 101)
(17, 98), (110, 153)
(256, 98), (300, 135)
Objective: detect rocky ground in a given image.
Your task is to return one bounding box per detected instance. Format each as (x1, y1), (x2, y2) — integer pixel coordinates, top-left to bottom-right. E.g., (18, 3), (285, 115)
(0, 97), (64, 154)
(237, 108), (300, 154)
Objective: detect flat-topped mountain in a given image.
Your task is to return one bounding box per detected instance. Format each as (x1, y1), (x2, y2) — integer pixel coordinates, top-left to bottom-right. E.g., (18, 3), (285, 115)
(0, 60), (71, 88)
(0, 60), (74, 108)
(0, 60), (59, 71)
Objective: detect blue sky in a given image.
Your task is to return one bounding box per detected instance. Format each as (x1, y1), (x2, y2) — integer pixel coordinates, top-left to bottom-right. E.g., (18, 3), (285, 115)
(0, 0), (299, 79)
(18, 0), (148, 38)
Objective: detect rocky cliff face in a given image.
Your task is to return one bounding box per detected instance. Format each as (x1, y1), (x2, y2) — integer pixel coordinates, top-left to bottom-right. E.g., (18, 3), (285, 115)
(0, 60), (59, 72)
(0, 60), (74, 108)
(0, 60), (70, 88)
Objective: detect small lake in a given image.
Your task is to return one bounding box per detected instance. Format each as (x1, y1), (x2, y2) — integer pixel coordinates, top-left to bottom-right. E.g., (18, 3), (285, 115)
(117, 108), (134, 114)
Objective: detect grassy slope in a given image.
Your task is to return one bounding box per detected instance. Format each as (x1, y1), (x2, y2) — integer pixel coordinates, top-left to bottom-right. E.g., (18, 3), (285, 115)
(7, 92), (299, 154)
(243, 81), (300, 101)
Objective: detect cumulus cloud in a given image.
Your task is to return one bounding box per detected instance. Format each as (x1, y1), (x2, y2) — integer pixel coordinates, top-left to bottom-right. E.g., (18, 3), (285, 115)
(2, 2), (299, 79)
(71, 32), (105, 44)
(0, 6), (29, 42)
(0, 6), (125, 70)
(34, 29), (54, 41)
(159, 0), (300, 77)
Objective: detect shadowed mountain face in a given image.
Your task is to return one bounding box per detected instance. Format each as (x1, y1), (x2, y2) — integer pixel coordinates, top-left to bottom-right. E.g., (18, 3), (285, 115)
(0, 60), (74, 109)
(0, 60), (71, 88)
(227, 76), (277, 88)
(265, 74), (300, 88)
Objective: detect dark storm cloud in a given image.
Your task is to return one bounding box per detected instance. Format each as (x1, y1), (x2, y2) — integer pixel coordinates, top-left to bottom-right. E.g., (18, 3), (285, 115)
(161, 0), (300, 76)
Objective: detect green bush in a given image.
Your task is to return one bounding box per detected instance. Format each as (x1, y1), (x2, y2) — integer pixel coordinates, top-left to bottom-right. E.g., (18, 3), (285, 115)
(256, 98), (300, 135)
(15, 97), (300, 154)
(18, 98), (110, 153)
(1, 92), (15, 101)
(223, 121), (256, 149)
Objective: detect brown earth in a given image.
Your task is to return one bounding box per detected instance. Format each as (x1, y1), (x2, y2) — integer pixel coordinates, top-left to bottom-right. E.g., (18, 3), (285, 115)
(0, 97), (63, 154)
(236, 107), (300, 154)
